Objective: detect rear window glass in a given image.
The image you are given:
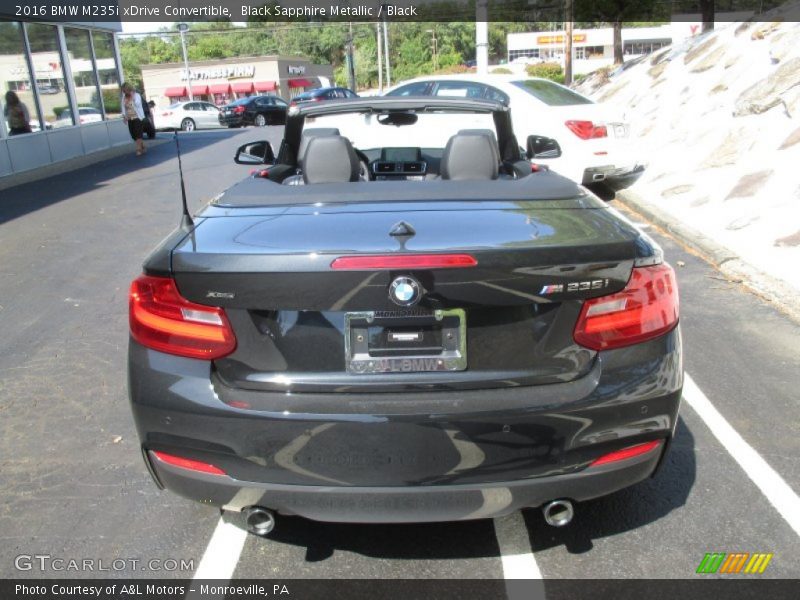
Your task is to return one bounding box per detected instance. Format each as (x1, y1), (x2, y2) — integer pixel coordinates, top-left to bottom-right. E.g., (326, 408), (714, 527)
(511, 80), (593, 106)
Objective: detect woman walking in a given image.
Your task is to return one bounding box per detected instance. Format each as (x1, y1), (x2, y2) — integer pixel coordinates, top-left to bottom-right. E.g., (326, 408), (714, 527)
(4, 91), (32, 135)
(120, 82), (146, 156)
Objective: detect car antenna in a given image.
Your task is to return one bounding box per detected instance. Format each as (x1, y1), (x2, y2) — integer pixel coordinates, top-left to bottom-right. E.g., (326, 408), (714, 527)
(174, 131), (194, 230)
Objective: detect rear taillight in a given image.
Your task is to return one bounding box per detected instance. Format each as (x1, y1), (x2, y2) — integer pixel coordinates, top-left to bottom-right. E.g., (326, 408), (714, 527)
(129, 275), (236, 360)
(233, 106), (246, 114)
(331, 254), (477, 270)
(573, 263), (679, 351)
(590, 440), (662, 467)
(151, 451), (226, 476)
(565, 120), (607, 140)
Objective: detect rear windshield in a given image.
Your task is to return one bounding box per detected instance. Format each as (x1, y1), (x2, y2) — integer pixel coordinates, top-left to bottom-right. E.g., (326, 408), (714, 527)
(511, 80), (593, 106)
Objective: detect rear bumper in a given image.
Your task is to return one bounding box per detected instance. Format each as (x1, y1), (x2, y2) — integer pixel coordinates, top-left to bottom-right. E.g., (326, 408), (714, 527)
(582, 165), (645, 191)
(147, 447), (663, 523)
(128, 327), (682, 522)
(218, 115), (244, 126)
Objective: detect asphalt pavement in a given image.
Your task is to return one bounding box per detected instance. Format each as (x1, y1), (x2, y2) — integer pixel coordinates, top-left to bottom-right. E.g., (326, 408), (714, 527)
(0, 128), (797, 589)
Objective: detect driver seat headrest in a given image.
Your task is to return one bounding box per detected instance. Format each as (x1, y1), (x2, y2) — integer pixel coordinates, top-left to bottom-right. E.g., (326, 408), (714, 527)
(298, 128), (341, 169)
(302, 135), (361, 184)
(441, 129), (500, 181)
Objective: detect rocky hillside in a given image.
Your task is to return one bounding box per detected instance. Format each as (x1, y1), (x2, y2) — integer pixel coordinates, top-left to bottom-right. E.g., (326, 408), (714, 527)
(575, 3), (800, 292)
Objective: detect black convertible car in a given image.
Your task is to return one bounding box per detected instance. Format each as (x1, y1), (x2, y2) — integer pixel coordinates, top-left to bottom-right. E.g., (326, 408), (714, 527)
(128, 98), (682, 534)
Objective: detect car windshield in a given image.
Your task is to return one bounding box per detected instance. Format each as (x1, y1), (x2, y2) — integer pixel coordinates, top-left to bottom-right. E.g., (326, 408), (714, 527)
(306, 110), (496, 154)
(229, 97), (251, 106)
(511, 80), (593, 106)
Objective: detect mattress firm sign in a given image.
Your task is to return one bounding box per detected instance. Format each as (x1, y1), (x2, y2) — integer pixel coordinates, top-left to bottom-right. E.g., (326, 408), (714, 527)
(180, 65), (255, 81)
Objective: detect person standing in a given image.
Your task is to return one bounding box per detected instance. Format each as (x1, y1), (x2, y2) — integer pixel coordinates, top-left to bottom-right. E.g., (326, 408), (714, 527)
(4, 91), (32, 135)
(120, 82), (146, 156)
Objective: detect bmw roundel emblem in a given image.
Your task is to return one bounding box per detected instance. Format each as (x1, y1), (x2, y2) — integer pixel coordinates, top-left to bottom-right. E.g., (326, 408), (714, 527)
(389, 276), (421, 307)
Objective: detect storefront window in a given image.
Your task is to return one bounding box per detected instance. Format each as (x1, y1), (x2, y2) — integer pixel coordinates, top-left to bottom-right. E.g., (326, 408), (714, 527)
(64, 27), (103, 125)
(0, 21), (41, 136)
(25, 23), (72, 129)
(91, 32), (120, 119)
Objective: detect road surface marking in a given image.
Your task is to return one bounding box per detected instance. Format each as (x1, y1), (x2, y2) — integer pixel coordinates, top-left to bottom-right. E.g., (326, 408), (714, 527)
(493, 512), (546, 600)
(192, 515), (248, 579)
(684, 373), (800, 537)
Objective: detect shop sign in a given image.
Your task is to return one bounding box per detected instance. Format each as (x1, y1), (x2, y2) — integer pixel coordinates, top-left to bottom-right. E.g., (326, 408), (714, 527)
(180, 65), (256, 81)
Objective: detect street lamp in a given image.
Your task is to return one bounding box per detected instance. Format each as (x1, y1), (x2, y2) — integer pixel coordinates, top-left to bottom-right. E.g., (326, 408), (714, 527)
(426, 29), (438, 72)
(177, 22), (192, 100)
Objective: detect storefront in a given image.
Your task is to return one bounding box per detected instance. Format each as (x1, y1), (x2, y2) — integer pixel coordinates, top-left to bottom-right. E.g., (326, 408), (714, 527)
(0, 11), (127, 181)
(141, 56), (333, 107)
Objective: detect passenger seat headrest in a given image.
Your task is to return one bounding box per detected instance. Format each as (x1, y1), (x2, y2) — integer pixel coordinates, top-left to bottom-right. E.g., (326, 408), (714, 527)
(302, 135), (361, 184)
(440, 129), (500, 181)
(298, 127), (341, 168)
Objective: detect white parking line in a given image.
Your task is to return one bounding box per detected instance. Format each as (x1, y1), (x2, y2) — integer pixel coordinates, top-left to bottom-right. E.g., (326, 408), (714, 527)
(493, 512), (546, 600)
(683, 373), (800, 537)
(191, 515), (248, 579)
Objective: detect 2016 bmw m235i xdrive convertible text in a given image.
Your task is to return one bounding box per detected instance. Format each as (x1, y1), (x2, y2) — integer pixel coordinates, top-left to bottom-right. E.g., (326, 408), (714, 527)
(128, 98), (682, 534)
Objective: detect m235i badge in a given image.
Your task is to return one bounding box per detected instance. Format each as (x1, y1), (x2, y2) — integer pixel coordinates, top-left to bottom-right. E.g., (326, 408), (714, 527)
(540, 279), (610, 295)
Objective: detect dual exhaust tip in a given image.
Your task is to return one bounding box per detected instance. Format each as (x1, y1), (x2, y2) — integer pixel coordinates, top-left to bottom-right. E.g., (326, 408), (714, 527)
(242, 501), (572, 534)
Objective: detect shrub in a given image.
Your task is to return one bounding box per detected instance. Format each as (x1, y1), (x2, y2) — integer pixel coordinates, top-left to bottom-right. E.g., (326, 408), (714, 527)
(525, 62), (565, 84)
(491, 67), (512, 74)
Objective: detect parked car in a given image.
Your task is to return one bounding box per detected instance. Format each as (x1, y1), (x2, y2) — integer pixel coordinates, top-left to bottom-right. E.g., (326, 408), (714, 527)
(128, 97), (681, 533)
(218, 95), (289, 128)
(52, 106), (103, 128)
(157, 101), (222, 132)
(290, 87), (359, 105)
(385, 75), (644, 195)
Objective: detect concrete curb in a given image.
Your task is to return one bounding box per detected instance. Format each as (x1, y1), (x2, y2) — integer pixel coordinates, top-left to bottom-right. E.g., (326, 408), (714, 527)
(616, 188), (800, 325)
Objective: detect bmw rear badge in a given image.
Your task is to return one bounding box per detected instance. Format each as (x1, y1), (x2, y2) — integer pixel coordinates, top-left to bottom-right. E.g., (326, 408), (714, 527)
(389, 276), (421, 307)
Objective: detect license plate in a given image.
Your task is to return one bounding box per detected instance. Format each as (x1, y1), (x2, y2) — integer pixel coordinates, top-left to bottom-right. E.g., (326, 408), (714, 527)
(344, 309), (467, 374)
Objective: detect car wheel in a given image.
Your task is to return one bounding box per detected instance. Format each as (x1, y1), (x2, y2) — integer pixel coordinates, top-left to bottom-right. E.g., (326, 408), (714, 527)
(254, 114), (267, 127)
(181, 118), (195, 132)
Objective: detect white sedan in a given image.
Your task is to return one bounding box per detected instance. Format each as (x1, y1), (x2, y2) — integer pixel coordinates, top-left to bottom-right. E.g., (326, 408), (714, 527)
(384, 74), (644, 193)
(155, 101), (224, 132)
(52, 106), (103, 128)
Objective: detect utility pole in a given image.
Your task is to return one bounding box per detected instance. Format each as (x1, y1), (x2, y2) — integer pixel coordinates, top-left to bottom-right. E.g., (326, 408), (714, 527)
(346, 22), (356, 91)
(382, 18), (391, 88)
(476, 0), (489, 75)
(177, 22), (192, 100)
(426, 29), (438, 72)
(564, 0), (573, 85)
(376, 21), (383, 93)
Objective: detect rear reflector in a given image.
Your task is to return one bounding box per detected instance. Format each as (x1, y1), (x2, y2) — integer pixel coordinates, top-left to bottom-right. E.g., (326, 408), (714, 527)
(565, 120), (608, 140)
(129, 275), (236, 360)
(152, 451), (226, 476)
(331, 254), (477, 270)
(590, 440), (662, 467)
(573, 263), (679, 351)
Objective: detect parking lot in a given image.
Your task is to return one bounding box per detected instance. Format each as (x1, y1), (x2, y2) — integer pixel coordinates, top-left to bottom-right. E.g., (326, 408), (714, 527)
(0, 129), (798, 586)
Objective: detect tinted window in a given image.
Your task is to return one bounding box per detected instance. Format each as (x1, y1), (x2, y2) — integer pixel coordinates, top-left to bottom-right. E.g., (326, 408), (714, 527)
(511, 80), (593, 106)
(274, 98), (288, 106)
(184, 103), (200, 111)
(483, 85), (510, 105)
(386, 82), (431, 96)
(433, 81), (486, 99)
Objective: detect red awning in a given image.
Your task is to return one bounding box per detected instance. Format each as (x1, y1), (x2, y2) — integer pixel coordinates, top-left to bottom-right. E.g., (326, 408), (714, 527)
(208, 83), (231, 95)
(231, 82), (254, 94)
(288, 78), (312, 88)
(189, 84), (209, 96)
(254, 81), (277, 92)
(164, 86), (187, 97)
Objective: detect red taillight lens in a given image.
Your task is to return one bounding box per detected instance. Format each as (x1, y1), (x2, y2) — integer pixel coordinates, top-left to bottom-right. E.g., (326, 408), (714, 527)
(590, 440), (662, 467)
(331, 254), (477, 270)
(573, 263), (679, 351)
(565, 120), (607, 139)
(151, 451), (227, 476)
(233, 106), (245, 114)
(129, 275), (236, 360)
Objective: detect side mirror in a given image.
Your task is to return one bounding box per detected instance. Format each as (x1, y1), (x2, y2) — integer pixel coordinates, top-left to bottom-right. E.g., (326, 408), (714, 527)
(526, 135), (562, 159)
(234, 141), (275, 165)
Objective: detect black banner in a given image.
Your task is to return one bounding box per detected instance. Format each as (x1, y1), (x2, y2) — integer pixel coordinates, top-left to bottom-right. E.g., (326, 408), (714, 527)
(2, 579), (799, 600)
(2, 0), (799, 23)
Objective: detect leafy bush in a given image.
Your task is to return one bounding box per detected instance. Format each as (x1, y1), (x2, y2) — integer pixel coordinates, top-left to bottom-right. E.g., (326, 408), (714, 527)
(491, 67), (512, 74)
(525, 62), (565, 84)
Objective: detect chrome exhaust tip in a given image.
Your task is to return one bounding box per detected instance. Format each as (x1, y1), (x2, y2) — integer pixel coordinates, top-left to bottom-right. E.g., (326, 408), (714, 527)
(542, 499), (574, 527)
(244, 506), (276, 536)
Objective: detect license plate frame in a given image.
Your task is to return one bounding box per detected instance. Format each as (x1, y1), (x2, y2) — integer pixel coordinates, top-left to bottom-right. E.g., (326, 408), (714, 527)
(344, 309), (467, 374)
